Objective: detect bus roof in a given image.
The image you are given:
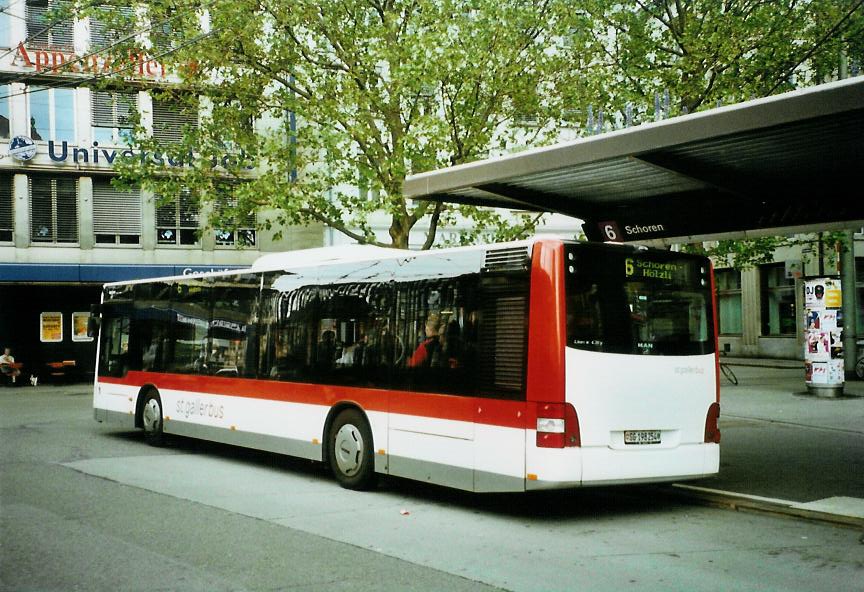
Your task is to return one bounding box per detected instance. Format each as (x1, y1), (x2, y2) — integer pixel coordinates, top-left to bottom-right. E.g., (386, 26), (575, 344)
(103, 238), (544, 287)
(248, 238), (539, 273)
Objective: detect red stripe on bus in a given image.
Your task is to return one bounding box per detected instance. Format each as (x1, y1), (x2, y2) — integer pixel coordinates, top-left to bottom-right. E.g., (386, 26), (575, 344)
(99, 372), (529, 429)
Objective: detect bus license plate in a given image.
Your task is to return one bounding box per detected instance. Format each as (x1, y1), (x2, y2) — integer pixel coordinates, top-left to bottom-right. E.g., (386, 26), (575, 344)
(624, 430), (661, 445)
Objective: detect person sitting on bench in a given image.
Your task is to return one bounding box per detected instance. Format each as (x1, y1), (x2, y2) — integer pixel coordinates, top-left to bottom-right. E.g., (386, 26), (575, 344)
(0, 347), (23, 385)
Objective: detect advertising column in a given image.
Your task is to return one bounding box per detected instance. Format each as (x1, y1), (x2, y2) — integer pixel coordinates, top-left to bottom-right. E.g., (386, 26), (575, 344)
(803, 278), (844, 397)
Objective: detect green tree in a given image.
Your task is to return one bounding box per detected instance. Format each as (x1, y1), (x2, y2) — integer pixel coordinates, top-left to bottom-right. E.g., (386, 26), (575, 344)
(574, 0), (864, 123)
(87, 0), (588, 249)
(571, 1), (863, 262)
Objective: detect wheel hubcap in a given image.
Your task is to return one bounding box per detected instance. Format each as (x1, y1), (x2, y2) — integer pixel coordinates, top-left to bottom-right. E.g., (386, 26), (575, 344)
(143, 399), (161, 432)
(334, 424), (363, 476)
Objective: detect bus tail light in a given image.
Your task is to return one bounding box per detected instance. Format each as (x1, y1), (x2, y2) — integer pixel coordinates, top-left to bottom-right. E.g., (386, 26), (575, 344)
(704, 402), (721, 443)
(536, 402), (580, 448)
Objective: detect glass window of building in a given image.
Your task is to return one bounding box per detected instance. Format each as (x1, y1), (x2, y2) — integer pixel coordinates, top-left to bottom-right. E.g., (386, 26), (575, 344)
(29, 176), (78, 243)
(213, 188), (256, 247)
(0, 1), (11, 48)
(856, 258), (864, 336)
(93, 178), (141, 244)
(28, 86), (75, 142)
(0, 84), (9, 139)
(92, 91), (136, 145)
(156, 189), (199, 246)
(150, 8), (178, 55)
(88, 5), (134, 50)
(25, 0), (74, 49)
(0, 173), (12, 242)
(152, 96), (197, 144)
(716, 268), (743, 335)
(760, 263), (796, 336)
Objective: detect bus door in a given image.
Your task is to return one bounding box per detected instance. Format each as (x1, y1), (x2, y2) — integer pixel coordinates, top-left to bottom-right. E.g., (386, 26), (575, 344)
(98, 300), (133, 379)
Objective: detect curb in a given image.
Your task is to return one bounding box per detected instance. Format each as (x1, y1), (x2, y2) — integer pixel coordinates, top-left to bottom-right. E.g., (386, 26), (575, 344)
(661, 484), (864, 529)
(721, 359), (802, 370)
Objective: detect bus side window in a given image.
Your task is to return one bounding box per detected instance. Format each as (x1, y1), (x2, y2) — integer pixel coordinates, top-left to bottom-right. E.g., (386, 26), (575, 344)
(260, 279), (317, 382)
(396, 278), (479, 396)
(166, 281), (211, 375)
(317, 284), (393, 388)
(210, 274), (259, 378)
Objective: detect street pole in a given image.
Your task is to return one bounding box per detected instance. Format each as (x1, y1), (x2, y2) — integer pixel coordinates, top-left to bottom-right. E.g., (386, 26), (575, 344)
(841, 230), (857, 379)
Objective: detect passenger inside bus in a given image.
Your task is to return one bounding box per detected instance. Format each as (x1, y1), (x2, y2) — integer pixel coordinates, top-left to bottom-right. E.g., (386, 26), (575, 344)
(408, 313), (442, 368)
(316, 329), (339, 369)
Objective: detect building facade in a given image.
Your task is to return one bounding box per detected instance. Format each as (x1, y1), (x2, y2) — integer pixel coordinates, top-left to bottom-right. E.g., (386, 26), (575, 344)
(716, 233), (863, 366)
(0, 1), (321, 381)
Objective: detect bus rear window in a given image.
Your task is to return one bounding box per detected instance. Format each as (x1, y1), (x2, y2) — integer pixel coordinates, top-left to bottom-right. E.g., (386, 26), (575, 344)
(565, 246), (714, 356)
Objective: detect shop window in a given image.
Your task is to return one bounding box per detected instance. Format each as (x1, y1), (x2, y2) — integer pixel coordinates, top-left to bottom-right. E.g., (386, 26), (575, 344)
(760, 263), (796, 336)
(152, 96), (197, 144)
(156, 189), (199, 245)
(716, 268), (743, 335)
(29, 176), (77, 243)
(856, 258), (864, 336)
(0, 173), (12, 242)
(91, 91), (136, 145)
(93, 178), (141, 245)
(25, 0), (74, 50)
(0, 84), (9, 138)
(28, 86), (75, 143)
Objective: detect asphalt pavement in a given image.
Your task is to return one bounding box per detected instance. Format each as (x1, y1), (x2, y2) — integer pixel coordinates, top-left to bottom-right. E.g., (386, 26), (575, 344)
(3, 362), (863, 527)
(679, 360), (864, 526)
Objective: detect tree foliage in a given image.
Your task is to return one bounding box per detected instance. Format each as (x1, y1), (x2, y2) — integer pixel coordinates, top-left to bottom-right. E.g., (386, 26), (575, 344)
(88, 0), (586, 248)
(575, 0), (864, 124)
(84, 0), (863, 249)
(683, 232), (850, 271)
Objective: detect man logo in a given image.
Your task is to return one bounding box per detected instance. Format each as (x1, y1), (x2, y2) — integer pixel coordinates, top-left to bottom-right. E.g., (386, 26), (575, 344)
(9, 136), (37, 161)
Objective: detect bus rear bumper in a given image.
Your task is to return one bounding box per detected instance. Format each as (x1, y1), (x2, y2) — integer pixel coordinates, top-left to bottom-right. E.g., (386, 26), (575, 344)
(526, 442), (719, 490)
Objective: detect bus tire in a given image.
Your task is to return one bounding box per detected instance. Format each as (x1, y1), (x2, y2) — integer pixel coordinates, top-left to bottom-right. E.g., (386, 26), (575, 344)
(141, 390), (165, 447)
(327, 408), (376, 490)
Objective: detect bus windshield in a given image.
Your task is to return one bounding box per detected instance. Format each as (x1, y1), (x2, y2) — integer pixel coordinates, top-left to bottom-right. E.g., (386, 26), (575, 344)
(565, 245), (714, 356)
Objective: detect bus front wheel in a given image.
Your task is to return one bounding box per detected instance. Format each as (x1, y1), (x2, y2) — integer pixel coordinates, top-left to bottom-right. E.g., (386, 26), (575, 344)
(141, 390), (165, 447)
(327, 408), (376, 490)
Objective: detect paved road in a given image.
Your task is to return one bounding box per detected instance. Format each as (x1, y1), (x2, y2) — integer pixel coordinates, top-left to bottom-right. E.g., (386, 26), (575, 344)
(704, 366), (864, 503)
(2, 385), (863, 591)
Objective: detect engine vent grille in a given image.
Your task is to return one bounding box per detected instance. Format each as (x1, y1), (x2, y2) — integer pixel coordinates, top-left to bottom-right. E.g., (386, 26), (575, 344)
(483, 246), (530, 272)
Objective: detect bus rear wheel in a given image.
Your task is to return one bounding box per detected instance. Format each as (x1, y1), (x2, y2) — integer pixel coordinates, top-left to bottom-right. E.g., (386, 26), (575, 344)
(327, 408), (376, 490)
(141, 390), (165, 447)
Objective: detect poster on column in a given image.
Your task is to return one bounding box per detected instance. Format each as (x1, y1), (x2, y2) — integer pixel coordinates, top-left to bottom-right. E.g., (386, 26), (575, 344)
(803, 278), (843, 387)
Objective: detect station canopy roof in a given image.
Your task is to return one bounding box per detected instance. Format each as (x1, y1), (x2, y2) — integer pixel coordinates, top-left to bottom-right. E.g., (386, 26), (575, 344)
(403, 78), (864, 244)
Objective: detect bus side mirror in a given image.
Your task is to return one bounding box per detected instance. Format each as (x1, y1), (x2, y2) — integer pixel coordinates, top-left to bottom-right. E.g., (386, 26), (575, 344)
(88, 304), (101, 338)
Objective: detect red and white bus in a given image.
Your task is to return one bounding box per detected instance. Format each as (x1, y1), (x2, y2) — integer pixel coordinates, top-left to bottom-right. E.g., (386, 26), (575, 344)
(93, 238), (720, 491)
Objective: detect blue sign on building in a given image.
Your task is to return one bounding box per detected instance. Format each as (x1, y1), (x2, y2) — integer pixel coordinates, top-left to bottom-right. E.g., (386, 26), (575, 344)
(0, 263), (248, 283)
